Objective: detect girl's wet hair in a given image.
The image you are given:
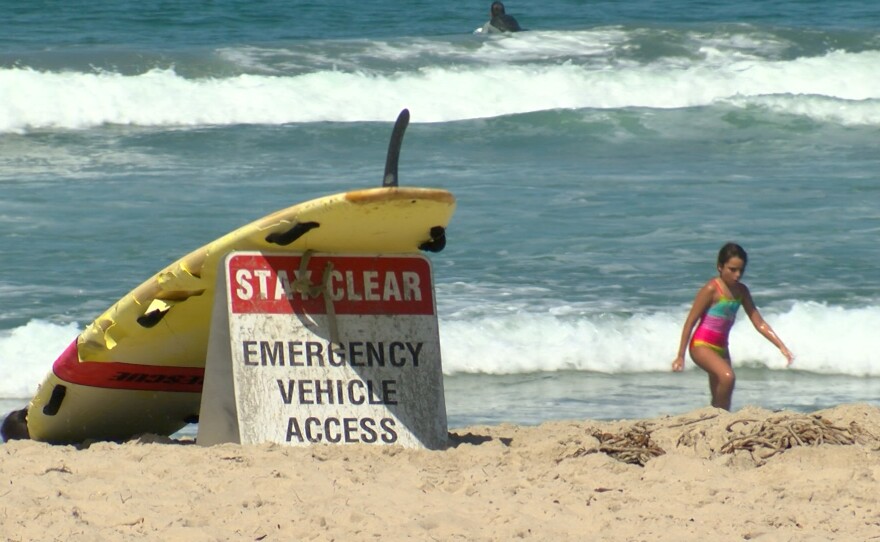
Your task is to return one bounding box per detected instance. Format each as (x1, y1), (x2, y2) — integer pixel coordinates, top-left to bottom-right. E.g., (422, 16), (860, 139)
(717, 242), (747, 268)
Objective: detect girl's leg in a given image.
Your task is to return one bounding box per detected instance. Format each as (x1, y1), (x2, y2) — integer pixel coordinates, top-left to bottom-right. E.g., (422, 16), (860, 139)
(689, 346), (735, 410)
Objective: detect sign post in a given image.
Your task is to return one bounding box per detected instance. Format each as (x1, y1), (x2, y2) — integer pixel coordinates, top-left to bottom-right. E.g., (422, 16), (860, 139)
(198, 252), (448, 449)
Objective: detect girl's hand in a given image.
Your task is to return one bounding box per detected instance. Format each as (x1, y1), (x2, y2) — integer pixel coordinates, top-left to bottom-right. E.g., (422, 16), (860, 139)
(671, 356), (685, 372)
(781, 347), (795, 367)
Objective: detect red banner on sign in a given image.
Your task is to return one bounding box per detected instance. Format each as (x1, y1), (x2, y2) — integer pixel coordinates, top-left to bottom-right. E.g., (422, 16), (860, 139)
(227, 254), (435, 315)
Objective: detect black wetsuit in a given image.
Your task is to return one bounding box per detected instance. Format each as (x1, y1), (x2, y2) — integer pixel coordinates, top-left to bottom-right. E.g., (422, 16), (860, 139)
(486, 13), (522, 33)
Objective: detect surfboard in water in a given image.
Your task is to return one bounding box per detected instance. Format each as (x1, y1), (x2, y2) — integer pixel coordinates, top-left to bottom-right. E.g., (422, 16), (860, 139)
(11, 109), (456, 444)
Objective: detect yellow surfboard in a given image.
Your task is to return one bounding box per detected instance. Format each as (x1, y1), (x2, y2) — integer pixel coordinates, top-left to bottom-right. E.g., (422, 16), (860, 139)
(18, 110), (456, 443)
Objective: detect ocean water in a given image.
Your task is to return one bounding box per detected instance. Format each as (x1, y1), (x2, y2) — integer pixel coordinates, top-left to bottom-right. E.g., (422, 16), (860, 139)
(2, 0), (880, 434)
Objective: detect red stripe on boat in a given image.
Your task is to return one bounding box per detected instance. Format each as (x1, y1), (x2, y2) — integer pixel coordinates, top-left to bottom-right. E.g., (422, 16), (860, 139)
(52, 340), (204, 393)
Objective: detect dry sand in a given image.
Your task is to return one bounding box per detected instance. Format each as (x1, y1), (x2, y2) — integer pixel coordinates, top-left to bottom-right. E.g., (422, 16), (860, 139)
(2, 404), (879, 541)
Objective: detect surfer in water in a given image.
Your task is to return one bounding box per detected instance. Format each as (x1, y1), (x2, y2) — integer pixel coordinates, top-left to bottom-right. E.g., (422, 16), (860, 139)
(477, 2), (522, 33)
(672, 243), (794, 410)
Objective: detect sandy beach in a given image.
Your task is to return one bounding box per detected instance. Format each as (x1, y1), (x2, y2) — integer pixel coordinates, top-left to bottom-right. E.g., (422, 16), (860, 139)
(2, 404), (879, 541)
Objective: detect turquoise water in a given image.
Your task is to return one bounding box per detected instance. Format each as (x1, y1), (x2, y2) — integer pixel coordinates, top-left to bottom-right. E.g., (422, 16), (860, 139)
(2, 1), (880, 430)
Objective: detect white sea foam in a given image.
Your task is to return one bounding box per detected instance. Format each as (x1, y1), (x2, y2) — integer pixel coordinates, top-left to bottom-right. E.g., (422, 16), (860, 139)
(0, 320), (80, 399)
(439, 301), (880, 376)
(2, 46), (879, 133)
(1, 301), (878, 400)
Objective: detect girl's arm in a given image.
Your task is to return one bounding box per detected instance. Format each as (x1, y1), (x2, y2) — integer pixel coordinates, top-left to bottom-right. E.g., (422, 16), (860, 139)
(740, 286), (794, 366)
(672, 282), (715, 371)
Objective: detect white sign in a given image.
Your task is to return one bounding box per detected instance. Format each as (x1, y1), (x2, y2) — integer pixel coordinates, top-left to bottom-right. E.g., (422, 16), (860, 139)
(198, 252), (448, 449)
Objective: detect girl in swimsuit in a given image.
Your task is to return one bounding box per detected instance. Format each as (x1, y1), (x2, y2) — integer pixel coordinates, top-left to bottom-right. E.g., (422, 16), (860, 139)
(672, 243), (794, 410)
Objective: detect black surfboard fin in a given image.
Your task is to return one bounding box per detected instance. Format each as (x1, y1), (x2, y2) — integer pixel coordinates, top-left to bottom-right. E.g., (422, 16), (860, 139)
(42, 385), (67, 416)
(265, 221), (321, 246)
(137, 308), (169, 328)
(383, 109), (410, 187)
(419, 226), (447, 252)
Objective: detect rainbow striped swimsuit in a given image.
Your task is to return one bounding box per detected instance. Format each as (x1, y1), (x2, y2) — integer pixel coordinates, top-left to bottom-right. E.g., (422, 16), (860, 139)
(690, 279), (741, 356)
